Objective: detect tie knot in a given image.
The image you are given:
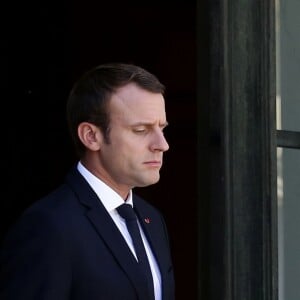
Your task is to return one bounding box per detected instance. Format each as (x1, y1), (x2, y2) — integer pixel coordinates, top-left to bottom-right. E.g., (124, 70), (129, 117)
(117, 203), (137, 221)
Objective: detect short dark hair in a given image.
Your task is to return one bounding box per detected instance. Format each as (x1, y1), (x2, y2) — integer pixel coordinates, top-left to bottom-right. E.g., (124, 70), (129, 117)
(66, 63), (165, 158)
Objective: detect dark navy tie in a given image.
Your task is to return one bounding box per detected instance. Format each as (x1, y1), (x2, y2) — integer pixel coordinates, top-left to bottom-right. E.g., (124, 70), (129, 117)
(117, 203), (155, 300)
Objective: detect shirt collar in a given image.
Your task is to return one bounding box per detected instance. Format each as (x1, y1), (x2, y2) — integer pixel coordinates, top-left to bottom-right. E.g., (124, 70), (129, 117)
(77, 161), (133, 213)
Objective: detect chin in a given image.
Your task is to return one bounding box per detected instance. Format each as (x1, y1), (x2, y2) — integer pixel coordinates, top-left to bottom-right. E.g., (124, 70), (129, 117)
(137, 175), (160, 187)
(147, 175), (160, 185)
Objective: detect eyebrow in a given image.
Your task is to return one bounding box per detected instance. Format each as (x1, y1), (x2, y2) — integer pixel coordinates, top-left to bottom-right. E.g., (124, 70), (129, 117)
(131, 121), (169, 128)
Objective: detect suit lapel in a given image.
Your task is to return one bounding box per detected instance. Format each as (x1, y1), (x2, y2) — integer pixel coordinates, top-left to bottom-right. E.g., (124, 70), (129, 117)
(85, 208), (152, 300)
(65, 167), (152, 300)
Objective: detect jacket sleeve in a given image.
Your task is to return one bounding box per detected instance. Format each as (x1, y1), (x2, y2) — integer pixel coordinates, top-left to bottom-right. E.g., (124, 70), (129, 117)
(0, 211), (72, 300)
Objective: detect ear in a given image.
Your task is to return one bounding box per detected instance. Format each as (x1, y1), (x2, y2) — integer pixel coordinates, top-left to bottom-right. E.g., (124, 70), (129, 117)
(77, 122), (102, 151)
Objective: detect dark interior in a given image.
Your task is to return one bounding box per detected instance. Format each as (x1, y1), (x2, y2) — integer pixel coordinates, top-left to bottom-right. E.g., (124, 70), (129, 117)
(1, 1), (198, 299)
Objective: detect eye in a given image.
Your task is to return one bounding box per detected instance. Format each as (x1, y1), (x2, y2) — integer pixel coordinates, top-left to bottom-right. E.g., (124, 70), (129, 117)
(133, 127), (147, 134)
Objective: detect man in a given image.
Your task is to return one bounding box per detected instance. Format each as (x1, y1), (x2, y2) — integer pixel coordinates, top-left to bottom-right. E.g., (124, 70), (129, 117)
(0, 63), (175, 299)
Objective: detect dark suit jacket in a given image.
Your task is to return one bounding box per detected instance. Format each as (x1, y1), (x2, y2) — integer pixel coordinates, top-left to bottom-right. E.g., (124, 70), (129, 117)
(0, 166), (175, 300)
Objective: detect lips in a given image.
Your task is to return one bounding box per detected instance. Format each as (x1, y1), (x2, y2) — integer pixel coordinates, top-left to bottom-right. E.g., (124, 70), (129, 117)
(144, 161), (162, 167)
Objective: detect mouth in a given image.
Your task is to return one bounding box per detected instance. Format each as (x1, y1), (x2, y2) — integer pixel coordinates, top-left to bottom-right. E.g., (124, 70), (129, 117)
(143, 161), (162, 168)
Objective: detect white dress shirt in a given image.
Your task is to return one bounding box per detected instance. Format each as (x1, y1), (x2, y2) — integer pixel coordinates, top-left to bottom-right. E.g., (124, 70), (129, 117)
(77, 161), (162, 300)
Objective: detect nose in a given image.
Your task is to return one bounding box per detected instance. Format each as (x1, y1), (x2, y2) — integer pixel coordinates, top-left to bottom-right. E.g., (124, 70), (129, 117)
(150, 129), (169, 152)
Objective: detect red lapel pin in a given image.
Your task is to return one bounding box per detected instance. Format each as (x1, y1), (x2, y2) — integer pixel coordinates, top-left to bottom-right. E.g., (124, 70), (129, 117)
(144, 218), (150, 224)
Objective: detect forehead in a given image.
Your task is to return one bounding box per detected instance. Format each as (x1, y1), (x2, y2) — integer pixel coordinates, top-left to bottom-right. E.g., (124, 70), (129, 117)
(109, 83), (166, 122)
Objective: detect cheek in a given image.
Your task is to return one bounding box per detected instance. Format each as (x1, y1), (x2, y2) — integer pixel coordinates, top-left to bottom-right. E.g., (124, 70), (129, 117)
(117, 137), (145, 154)
(108, 132), (148, 161)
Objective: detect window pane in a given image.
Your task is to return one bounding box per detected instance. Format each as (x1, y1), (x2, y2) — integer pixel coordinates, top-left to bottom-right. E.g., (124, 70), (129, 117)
(278, 148), (300, 300)
(278, 0), (300, 132)
(276, 1), (300, 300)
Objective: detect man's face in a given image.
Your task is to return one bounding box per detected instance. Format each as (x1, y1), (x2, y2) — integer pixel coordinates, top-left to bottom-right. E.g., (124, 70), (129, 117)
(97, 83), (169, 195)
